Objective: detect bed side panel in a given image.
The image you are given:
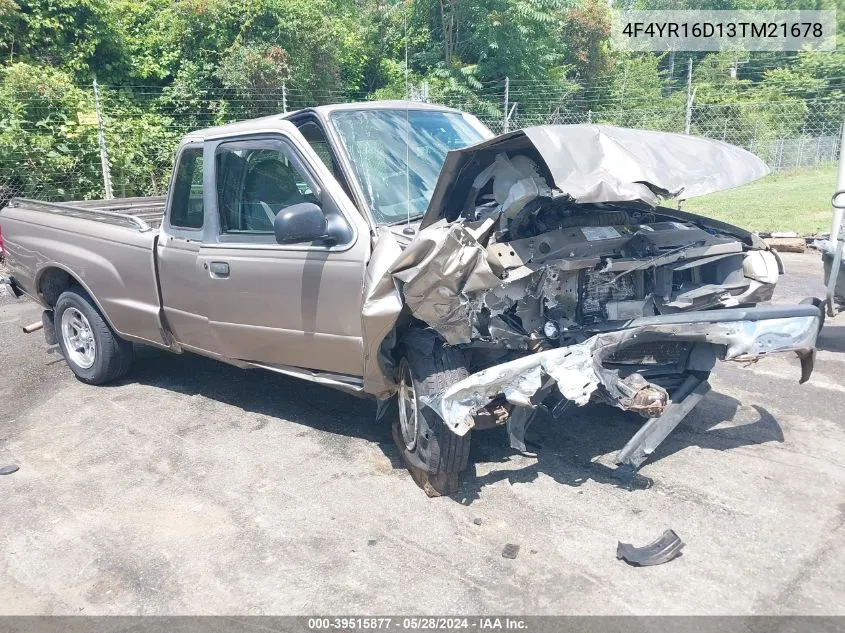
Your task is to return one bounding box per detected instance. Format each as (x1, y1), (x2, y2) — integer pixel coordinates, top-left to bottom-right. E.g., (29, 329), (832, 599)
(0, 204), (167, 347)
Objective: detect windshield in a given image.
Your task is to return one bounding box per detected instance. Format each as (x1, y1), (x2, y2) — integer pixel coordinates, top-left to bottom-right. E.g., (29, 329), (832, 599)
(329, 109), (486, 225)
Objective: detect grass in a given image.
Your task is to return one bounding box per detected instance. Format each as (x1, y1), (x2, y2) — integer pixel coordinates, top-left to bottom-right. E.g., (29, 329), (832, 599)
(681, 163), (838, 236)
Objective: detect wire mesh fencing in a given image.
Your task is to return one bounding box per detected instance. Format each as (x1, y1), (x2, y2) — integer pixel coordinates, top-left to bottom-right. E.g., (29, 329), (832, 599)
(473, 98), (845, 173)
(1, 81), (842, 208)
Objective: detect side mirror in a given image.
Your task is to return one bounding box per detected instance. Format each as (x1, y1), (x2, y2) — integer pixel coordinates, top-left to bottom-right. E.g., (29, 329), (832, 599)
(274, 203), (329, 244)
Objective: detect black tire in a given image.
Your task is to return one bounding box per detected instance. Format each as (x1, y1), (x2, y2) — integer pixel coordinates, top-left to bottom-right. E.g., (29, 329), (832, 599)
(54, 287), (134, 385)
(396, 329), (471, 494)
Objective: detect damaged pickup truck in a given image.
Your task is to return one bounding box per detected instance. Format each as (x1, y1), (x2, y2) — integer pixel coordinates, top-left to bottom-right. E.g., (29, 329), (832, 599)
(0, 102), (820, 495)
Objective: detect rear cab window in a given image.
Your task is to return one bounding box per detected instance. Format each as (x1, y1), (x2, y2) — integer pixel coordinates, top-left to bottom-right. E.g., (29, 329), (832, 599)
(169, 146), (204, 229)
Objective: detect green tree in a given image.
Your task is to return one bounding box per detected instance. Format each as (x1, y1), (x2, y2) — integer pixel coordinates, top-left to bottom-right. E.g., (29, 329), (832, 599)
(0, 63), (102, 204)
(0, 0), (128, 81)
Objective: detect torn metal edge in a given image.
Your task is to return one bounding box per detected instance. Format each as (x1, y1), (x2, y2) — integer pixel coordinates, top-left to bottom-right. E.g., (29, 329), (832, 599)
(421, 308), (820, 436)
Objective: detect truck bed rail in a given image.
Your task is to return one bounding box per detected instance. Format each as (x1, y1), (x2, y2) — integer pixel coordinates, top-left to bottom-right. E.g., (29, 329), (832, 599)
(6, 196), (166, 232)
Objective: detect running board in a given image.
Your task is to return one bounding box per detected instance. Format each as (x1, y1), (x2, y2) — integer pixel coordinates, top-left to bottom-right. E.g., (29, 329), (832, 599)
(246, 362), (365, 395)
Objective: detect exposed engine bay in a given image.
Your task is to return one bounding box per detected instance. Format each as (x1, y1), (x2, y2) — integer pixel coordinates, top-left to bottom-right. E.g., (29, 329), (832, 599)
(361, 125), (819, 471)
(455, 152), (780, 353)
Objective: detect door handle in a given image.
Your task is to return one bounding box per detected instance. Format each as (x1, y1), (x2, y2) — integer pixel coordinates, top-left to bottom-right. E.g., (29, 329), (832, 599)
(208, 261), (230, 278)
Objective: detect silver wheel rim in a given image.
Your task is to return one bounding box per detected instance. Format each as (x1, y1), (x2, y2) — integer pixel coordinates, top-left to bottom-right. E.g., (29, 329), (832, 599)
(398, 359), (418, 451)
(61, 307), (96, 369)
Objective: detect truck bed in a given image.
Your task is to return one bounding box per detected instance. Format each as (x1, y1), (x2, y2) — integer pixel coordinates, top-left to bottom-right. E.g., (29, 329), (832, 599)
(0, 195), (168, 348)
(5, 195), (166, 231)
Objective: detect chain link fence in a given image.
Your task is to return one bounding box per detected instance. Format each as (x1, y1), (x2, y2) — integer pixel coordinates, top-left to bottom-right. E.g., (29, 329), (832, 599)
(1, 81), (842, 208)
(474, 99), (844, 172)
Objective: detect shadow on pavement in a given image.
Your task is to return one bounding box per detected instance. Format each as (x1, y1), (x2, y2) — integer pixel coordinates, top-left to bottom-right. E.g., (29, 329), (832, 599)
(452, 391), (784, 505)
(113, 345), (386, 444)
(117, 347), (784, 503)
(817, 324), (845, 353)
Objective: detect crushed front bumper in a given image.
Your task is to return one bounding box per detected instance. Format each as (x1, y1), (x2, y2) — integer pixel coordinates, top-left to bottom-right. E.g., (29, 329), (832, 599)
(422, 304), (821, 437)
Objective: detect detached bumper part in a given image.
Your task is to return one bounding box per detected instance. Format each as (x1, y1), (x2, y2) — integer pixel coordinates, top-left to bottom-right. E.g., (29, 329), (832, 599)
(617, 529), (685, 566)
(422, 304), (819, 471)
(614, 374), (710, 478)
(426, 304), (820, 437)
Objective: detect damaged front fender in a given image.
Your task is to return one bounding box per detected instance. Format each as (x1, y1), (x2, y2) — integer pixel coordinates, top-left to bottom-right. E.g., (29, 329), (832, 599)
(420, 305), (821, 436)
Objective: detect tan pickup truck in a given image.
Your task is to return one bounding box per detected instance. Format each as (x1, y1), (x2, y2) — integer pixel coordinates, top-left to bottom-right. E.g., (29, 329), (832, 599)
(0, 101), (821, 494)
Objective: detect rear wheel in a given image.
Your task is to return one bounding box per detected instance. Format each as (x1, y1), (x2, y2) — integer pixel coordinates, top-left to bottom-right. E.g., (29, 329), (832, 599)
(54, 288), (134, 384)
(395, 329), (471, 496)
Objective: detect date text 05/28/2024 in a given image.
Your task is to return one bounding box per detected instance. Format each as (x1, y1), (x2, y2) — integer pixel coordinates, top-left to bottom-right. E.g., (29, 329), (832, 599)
(306, 618), (529, 630)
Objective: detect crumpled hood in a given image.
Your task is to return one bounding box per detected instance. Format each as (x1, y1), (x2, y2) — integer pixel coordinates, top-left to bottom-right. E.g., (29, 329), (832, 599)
(420, 124), (770, 228)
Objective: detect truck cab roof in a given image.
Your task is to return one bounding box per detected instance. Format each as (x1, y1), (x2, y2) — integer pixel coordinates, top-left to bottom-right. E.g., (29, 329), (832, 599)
(184, 100), (464, 143)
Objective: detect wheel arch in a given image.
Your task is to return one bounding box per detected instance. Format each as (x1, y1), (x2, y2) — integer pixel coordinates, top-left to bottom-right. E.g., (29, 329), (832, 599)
(35, 264), (119, 332)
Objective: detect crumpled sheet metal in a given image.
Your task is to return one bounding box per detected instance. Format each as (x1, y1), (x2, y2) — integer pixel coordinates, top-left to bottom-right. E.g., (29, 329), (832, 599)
(361, 230), (405, 399)
(420, 335), (624, 435)
(361, 221), (504, 396)
(421, 125), (770, 228)
(361, 219), (535, 396)
(523, 125), (770, 203)
(389, 219), (502, 345)
(421, 309), (820, 436)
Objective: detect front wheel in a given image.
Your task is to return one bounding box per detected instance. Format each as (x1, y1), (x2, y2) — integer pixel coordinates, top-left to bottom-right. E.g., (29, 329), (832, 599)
(54, 288), (134, 385)
(396, 329), (471, 496)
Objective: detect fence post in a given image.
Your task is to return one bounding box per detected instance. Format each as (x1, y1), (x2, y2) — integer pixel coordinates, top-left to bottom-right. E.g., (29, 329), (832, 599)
(92, 76), (113, 200)
(282, 81), (288, 113)
(824, 113), (845, 316)
(829, 115), (845, 242)
(795, 124), (807, 167)
(668, 48), (675, 84)
(587, 109), (592, 124)
(503, 77), (510, 133)
(684, 57), (693, 135)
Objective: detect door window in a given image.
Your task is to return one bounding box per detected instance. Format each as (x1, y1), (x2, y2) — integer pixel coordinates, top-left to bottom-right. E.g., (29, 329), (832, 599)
(298, 121), (342, 179)
(296, 118), (355, 200)
(216, 142), (318, 236)
(169, 146), (204, 229)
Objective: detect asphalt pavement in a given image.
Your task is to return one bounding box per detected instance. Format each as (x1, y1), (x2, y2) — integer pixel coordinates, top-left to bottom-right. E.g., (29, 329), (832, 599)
(1, 252), (844, 615)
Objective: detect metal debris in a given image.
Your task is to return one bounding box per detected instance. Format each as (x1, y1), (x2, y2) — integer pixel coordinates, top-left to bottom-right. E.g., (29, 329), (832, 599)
(502, 543), (520, 559)
(421, 307), (819, 436)
(617, 529), (685, 567)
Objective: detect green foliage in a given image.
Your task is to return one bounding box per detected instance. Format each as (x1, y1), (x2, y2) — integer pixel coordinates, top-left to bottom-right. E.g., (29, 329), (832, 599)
(0, 0), (127, 81)
(153, 0), (368, 106)
(99, 94), (184, 198)
(0, 63), (102, 204)
(560, 0), (612, 85)
(2, 0), (845, 205)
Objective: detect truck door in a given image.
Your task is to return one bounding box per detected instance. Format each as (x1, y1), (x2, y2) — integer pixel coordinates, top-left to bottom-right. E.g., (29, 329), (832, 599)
(197, 123), (370, 376)
(156, 144), (221, 354)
